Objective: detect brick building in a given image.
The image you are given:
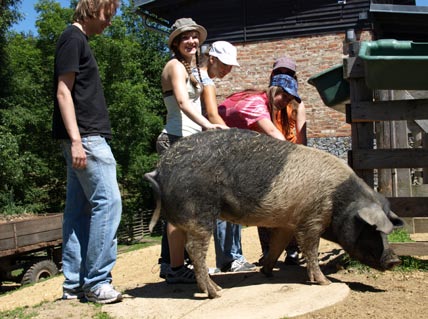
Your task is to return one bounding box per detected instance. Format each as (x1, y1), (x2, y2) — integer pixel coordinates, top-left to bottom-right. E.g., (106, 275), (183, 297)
(135, 0), (417, 140)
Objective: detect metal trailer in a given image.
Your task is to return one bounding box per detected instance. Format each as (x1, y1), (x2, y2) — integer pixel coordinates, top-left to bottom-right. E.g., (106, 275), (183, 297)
(0, 214), (63, 286)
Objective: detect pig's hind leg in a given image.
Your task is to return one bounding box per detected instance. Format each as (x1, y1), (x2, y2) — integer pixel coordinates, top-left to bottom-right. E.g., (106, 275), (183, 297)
(186, 228), (222, 298)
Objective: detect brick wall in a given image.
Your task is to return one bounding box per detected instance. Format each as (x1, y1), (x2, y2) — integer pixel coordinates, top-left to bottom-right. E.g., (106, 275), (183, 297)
(211, 30), (373, 138)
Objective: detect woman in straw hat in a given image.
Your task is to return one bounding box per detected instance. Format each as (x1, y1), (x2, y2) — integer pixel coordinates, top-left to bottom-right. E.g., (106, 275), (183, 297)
(156, 18), (227, 284)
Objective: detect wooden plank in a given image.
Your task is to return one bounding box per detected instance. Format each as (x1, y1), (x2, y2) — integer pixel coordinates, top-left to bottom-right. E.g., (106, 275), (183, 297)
(424, 133), (428, 184)
(350, 105), (375, 184)
(343, 56), (365, 79)
(15, 215), (62, 237)
(388, 197), (428, 218)
(345, 48), (375, 187)
(394, 121), (412, 197)
(352, 148), (428, 169)
(0, 224), (15, 240)
(390, 242), (428, 256)
(0, 238), (15, 251)
(0, 214), (63, 254)
(349, 99), (428, 122)
(376, 122), (393, 196)
(0, 239), (62, 258)
(414, 218), (428, 233)
(17, 229), (63, 247)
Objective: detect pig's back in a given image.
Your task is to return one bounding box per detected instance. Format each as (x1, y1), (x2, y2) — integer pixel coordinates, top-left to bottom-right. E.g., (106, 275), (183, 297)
(157, 129), (354, 223)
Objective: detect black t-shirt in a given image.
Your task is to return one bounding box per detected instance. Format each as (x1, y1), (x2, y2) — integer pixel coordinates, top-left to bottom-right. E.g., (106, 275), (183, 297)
(52, 25), (112, 139)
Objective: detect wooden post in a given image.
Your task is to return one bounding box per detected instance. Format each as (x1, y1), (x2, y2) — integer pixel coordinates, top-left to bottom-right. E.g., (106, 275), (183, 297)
(423, 132), (428, 184)
(344, 32), (374, 187)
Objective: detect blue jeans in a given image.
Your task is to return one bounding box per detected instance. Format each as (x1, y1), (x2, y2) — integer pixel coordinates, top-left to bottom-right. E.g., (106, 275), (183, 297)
(61, 136), (122, 293)
(214, 220), (244, 269)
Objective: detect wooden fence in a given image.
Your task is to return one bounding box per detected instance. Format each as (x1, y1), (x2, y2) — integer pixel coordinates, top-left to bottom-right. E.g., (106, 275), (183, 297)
(344, 38), (428, 255)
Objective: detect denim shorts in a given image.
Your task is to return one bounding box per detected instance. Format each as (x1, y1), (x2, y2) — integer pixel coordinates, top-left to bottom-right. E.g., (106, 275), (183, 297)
(156, 132), (182, 155)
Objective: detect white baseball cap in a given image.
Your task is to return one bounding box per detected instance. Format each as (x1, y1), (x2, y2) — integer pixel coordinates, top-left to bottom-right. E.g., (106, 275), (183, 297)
(209, 41), (240, 67)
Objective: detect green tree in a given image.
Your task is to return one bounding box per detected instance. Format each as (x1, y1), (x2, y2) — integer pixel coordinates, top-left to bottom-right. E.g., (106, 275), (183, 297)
(0, 32), (62, 213)
(0, 0), (22, 100)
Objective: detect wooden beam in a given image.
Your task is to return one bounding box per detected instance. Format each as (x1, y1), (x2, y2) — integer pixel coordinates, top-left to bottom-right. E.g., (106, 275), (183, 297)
(390, 242), (428, 256)
(388, 197), (428, 218)
(349, 99), (428, 122)
(352, 148), (428, 169)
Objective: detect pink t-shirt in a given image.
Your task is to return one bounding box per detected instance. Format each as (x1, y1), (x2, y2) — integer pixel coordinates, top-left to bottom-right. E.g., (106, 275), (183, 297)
(218, 91), (271, 132)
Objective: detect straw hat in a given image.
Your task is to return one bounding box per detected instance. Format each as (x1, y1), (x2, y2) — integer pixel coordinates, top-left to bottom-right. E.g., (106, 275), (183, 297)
(168, 18), (207, 49)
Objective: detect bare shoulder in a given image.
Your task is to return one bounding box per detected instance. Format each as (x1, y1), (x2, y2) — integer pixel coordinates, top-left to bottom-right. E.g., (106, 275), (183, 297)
(163, 59), (187, 78)
(162, 59), (188, 91)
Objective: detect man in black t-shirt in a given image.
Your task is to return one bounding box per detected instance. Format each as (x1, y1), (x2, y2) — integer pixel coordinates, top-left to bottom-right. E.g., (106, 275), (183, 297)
(53, 0), (122, 304)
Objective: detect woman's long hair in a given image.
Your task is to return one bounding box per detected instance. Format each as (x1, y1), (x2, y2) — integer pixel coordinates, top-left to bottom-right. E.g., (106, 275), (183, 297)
(267, 86), (296, 137)
(226, 87), (296, 137)
(269, 68), (299, 137)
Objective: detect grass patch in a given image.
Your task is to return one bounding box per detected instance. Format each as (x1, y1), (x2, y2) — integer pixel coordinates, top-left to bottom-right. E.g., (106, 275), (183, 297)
(397, 256), (428, 271)
(118, 235), (161, 254)
(388, 229), (414, 243)
(92, 311), (115, 319)
(0, 307), (38, 319)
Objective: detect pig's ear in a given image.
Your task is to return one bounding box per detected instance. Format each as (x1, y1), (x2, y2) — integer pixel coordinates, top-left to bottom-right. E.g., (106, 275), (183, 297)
(387, 210), (405, 229)
(357, 205), (394, 234)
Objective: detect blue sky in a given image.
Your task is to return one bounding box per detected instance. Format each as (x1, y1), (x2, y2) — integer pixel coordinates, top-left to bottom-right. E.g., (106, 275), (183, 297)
(11, 0), (428, 35)
(11, 0), (125, 34)
(12, 0), (71, 34)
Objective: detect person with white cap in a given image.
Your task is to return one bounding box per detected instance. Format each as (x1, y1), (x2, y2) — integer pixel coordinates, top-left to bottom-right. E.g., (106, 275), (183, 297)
(257, 56), (307, 266)
(156, 18), (228, 284)
(196, 41), (256, 273)
(199, 41), (240, 124)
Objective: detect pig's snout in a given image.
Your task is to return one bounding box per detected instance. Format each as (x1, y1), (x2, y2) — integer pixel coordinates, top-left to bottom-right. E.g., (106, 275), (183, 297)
(381, 249), (401, 270)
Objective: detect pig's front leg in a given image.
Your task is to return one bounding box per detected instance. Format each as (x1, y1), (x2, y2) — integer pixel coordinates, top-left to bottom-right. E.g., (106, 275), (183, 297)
(302, 236), (331, 285)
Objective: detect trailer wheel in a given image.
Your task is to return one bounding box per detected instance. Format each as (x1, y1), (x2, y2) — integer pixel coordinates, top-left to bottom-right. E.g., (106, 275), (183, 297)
(21, 260), (59, 285)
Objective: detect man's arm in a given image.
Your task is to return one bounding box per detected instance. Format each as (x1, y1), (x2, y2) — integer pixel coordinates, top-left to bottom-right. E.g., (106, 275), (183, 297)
(57, 72), (87, 169)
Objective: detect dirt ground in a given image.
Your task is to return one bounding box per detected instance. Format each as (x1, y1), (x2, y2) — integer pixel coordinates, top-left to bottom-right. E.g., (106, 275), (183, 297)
(1, 227), (427, 319)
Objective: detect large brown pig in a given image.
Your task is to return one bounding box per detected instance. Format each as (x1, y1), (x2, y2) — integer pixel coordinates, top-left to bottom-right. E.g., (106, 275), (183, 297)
(144, 128), (403, 298)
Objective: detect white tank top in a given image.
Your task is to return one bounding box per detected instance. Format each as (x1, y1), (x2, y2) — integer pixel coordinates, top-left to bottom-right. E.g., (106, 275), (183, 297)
(162, 77), (203, 137)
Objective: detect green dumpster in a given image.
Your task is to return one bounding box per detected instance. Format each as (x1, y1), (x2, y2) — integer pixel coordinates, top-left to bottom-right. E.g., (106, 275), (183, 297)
(308, 64), (350, 113)
(358, 39), (428, 90)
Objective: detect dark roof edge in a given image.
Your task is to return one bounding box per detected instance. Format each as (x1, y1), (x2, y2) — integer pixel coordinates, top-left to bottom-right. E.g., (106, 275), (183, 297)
(370, 3), (428, 14)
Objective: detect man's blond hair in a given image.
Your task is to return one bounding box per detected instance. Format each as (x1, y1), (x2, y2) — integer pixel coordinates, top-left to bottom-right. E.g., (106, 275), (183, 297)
(73, 0), (119, 22)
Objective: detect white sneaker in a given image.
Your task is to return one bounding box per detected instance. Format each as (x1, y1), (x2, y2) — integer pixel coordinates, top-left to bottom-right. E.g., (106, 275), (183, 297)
(228, 258), (257, 272)
(208, 267), (221, 274)
(85, 284), (122, 304)
(62, 288), (84, 300)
